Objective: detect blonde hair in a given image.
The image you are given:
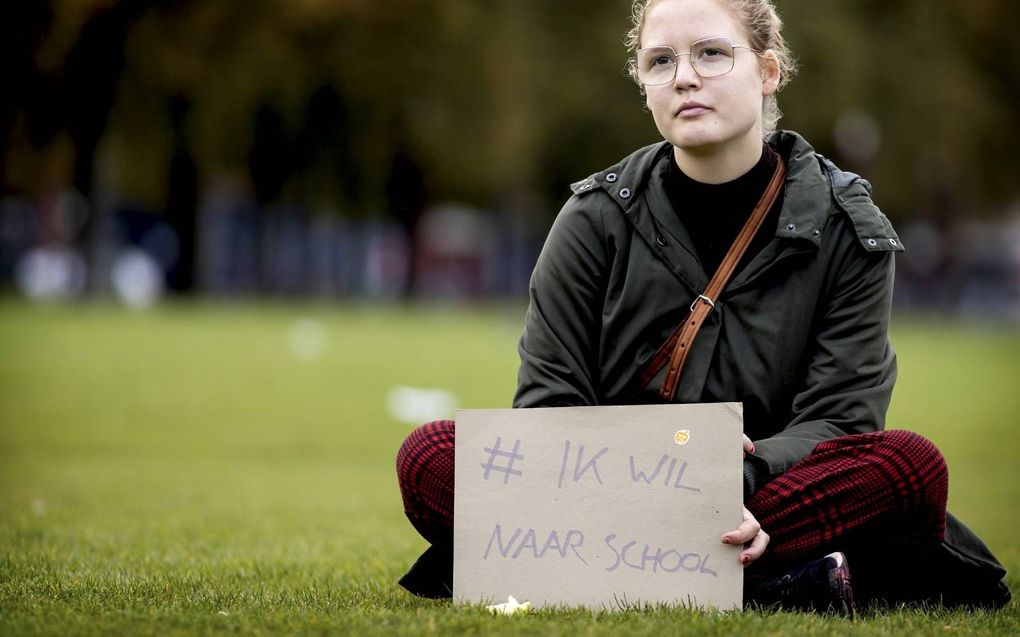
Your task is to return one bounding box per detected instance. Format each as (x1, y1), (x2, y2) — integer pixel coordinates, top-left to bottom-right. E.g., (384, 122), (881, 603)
(625, 0), (798, 135)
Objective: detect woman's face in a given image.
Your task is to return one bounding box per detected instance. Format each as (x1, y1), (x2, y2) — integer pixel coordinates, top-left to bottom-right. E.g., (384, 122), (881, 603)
(641, 0), (779, 154)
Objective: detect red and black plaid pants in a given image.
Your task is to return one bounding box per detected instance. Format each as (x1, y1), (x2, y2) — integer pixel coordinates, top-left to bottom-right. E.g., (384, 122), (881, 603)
(395, 420), (948, 570)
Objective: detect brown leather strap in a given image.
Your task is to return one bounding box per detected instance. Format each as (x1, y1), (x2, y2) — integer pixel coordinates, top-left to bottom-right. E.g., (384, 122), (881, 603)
(641, 158), (787, 402)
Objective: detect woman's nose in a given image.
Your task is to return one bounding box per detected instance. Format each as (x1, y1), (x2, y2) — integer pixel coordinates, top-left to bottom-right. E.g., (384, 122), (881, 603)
(673, 56), (702, 90)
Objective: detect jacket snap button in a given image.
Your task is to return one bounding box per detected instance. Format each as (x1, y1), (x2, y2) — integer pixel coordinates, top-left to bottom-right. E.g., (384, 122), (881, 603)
(867, 238), (878, 246)
(811, 229), (821, 237)
(786, 223), (796, 231)
(889, 238), (898, 246)
(619, 187), (631, 199)
(606, 172), (618, 183)
(655, 235), (667, 247)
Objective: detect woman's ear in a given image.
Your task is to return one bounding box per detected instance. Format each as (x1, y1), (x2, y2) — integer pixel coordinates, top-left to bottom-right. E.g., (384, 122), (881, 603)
(760, 50), (781, 96)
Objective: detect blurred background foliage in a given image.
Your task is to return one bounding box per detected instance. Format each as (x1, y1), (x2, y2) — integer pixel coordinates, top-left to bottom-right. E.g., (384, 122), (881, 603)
(1, 0), (1018, 303)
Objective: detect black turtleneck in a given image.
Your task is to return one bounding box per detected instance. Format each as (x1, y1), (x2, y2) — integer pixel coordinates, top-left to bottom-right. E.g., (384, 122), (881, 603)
(664, 144), (783, 276)
(664, 144), (784, 498)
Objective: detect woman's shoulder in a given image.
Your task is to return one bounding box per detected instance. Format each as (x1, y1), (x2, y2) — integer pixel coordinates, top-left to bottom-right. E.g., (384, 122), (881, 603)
(543, 140), (674, 243)
(567, 140), (673, 201)
(771, 130), (904, 255)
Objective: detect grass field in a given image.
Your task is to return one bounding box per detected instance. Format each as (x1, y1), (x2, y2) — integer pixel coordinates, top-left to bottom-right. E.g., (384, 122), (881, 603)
(1, 300), (1018, 635)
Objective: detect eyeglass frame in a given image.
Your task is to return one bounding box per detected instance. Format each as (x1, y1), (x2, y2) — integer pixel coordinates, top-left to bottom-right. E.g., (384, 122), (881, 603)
(633, 36), (763, 86)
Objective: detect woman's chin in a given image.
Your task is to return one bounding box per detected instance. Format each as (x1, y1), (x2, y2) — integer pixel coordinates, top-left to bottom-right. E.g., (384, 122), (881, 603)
(669, 134), (724, 154)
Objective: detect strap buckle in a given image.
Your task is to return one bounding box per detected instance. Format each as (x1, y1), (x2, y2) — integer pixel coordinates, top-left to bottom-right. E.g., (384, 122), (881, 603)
(690, 294), (716, 312)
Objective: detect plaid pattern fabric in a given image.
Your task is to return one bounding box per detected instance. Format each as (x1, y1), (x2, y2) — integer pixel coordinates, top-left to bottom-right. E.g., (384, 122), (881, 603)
(747, 429), (948, 568)
(396, 420), (455, 544)
(397, 424), (948, 571)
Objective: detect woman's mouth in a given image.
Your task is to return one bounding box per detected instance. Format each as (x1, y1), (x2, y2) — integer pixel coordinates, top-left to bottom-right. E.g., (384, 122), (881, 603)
(678, 102), (711, 118)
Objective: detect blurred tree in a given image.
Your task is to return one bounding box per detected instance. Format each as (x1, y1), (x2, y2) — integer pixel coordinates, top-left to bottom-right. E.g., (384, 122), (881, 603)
(165, 93), (197, 292)
(3, 0), (1019, 236)
(293, 84), (358, 212)
(0, 1), (58, 187)
(781, 0), (1019, 218)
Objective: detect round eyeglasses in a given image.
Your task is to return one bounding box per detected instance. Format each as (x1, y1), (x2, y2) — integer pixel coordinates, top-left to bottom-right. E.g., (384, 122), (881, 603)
(635, 37), (759, 85)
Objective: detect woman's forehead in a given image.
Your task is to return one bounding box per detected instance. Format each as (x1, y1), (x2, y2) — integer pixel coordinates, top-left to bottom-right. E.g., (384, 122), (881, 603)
(641, 0), (746, 46)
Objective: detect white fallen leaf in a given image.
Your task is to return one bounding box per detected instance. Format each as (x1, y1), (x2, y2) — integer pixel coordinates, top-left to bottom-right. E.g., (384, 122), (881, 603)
(386, 385), (458, 424)
(486, 595), (532, 615)
(286, 318), (329, 362)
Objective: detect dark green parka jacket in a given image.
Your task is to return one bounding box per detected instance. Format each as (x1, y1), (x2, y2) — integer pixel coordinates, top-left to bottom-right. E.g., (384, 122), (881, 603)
(510, 130), (1009, 607)
(514, 131), (901, 480)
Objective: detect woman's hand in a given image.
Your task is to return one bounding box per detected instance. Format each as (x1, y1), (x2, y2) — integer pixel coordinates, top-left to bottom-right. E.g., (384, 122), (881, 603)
(742, 433), (755, 457)
(729, 434), (767, 566)
(723, 506), (769, 566)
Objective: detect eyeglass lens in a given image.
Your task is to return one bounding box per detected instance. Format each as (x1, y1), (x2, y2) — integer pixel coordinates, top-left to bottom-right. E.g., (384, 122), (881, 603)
(637, 37), (736, 85)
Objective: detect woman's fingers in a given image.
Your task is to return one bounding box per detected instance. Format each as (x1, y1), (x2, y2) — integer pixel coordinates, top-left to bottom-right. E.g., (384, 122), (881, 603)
(721, 507), (760, 544)
(722, 507), (769, 566)
(741, 528), (770, 566)
(742, 434), (755, 457)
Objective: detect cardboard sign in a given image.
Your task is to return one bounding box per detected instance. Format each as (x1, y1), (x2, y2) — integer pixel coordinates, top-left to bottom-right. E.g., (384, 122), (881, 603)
(453, 403), (743, 610)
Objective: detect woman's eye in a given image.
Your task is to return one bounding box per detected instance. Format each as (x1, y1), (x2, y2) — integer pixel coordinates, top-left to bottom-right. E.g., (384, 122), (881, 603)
(700, 47), (724, 58)
(651, 55), (674, 67)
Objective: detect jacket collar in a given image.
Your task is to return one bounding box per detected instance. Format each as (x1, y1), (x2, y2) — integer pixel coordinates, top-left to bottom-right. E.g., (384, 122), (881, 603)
(580, 130), (835, 248)
(572, 131), (839, 290)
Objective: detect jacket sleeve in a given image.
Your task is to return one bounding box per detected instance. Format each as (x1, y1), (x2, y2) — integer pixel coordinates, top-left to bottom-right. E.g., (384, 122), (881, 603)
(751, 226), (898, 477)
(513, 194), (609, 408)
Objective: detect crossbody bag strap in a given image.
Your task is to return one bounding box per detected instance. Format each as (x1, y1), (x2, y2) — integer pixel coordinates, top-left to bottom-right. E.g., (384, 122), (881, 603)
(630, 158), (787, 402)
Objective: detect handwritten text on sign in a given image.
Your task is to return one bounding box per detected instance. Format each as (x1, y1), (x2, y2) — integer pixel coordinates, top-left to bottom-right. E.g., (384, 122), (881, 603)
(453, 404), (743, 610)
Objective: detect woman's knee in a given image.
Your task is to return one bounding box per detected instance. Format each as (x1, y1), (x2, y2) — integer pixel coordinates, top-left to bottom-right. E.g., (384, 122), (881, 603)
(396, 420), (456, 544)
(879, 430), (946, 471)
(878, 429), (949, 512)
(396, 420), (456, 490)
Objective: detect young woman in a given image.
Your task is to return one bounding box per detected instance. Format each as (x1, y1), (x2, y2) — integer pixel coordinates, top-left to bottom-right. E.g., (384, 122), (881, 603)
(396, 0), (1009, 612)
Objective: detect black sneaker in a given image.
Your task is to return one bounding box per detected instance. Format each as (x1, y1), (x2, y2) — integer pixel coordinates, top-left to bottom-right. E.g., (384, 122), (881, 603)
(398, 541), (453, 599)
(749, 552), (855, 617)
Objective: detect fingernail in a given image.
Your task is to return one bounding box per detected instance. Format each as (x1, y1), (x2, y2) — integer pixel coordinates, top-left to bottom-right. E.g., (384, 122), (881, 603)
(722, 536), (731, 543)
(741, 555), (750, 564)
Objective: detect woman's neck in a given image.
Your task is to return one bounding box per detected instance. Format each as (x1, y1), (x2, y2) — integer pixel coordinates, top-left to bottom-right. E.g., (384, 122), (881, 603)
(672, 134), (765, 184)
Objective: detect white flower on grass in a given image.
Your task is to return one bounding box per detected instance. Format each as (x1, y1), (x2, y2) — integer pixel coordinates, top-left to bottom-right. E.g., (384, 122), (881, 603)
(486, 595), (532, 615)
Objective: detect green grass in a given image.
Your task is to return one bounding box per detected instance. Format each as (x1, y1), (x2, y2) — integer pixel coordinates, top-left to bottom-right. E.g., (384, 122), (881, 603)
(0, 300), (1017, 635)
